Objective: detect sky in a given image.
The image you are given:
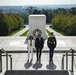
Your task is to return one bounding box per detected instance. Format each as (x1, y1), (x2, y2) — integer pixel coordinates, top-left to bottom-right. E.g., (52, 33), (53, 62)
(0, 0), (76, 6)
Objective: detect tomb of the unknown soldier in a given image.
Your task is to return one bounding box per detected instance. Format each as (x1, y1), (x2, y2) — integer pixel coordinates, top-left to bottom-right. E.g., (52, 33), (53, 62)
(27, 15), (48, 39)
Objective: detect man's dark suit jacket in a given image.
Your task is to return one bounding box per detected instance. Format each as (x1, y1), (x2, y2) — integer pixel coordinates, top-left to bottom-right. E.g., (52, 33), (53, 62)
(35, 37), (44, 49)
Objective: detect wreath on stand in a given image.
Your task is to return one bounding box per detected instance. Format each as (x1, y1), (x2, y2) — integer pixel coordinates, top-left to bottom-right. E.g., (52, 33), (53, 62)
(33, 29), (42, 38)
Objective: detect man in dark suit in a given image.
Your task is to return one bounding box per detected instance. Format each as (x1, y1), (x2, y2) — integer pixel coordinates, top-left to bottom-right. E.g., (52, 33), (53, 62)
(35, 34), (44, 62)
(47, 32), (57, 62)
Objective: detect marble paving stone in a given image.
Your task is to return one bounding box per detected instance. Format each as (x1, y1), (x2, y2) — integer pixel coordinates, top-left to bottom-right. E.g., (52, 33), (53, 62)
(0, 40), (3, 44)
(9, 41), (21, 46)
(0, 36), (76, 51)
(57, 40), (67, 47)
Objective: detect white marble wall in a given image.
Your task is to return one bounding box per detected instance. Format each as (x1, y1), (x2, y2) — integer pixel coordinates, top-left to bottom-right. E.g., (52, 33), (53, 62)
(28, 15), (48, 39)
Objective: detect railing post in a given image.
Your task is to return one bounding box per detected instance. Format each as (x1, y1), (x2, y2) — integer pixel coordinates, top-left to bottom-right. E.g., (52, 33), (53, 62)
(0, 49), (2, 72)
(10, 55), (12, 70)
(62, 55), (64, 70)
(6, 53), (8, 71)
(66, 53), (68, 70)
(71, 49), (74, 72)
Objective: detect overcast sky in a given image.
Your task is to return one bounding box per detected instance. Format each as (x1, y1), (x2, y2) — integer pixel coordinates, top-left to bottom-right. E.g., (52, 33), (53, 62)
(0, 0), (76, 6)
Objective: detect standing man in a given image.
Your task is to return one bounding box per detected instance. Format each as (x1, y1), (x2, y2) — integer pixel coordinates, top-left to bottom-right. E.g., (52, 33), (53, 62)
(47, 32), (57, 62)
(35, 34), (44, 62)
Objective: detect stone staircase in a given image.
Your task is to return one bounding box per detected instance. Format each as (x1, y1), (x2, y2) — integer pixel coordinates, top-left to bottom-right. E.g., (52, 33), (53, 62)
(1, 51), (76, 75)
(4, 70), (69, 75)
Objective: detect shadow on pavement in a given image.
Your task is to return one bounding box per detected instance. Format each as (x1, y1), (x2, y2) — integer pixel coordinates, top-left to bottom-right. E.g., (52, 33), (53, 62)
(33, 61), (42, 70)
(46, 60), (56, 70)
(24, 60), (33, 69)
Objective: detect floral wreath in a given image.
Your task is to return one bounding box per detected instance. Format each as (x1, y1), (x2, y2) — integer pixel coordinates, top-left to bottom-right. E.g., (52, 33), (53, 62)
(33, 29), (42, 37)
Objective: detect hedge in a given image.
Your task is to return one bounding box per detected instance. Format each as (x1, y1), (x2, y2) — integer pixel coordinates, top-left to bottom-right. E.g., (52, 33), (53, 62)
(0, 12), (24, 36)
(52, 14), (76, 35)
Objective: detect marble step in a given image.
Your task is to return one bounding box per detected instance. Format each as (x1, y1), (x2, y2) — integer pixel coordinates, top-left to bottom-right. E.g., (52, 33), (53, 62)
(4, 70), (69, 75)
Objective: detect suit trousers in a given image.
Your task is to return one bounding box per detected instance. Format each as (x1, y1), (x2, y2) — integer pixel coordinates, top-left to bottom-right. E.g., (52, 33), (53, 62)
(36, 48), (42, 60)
(49, 48), (54, 60)
(28, 46), (33, 60)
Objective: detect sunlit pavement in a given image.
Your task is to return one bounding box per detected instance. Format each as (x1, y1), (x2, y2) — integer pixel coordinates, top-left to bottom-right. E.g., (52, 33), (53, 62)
(0, 26), (76, 75)
(1, 53), (76, 75)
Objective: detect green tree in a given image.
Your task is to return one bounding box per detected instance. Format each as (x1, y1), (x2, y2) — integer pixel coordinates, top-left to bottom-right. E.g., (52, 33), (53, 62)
(70, 7), (76, 15)
(0, 12), (24, 36)
(52, 14), (76, 35)
(14, 14), (24, 28)
(26, 6), (36, 14)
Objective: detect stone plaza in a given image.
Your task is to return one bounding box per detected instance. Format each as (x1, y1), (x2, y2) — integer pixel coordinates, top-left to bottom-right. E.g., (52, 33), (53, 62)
(0, 15), (76, 75)
(0, 27), (76, 75)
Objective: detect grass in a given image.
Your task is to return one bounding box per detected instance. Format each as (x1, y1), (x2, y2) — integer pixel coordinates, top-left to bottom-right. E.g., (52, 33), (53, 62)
(21, 29), (50, 36)
(46, 29), (51, 36)
(20, 30), (29, 36)
(8, 27), (24, 36)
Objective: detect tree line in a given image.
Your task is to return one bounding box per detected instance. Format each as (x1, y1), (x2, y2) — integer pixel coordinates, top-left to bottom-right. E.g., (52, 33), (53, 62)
(0, 6), (76, 36)
(51, 7), (76, 35)
(20, 6), (54, 23)
(21, 6), (76, 24)
(52, 14), (76, 35)
(0, 12), (24, 36)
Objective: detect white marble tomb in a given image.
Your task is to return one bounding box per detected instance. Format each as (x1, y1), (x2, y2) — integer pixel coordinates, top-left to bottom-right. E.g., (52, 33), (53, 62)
(27, 14), (48, 39)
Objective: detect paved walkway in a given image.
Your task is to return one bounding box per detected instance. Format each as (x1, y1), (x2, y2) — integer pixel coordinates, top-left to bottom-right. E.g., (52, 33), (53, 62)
(0, 36), (76, 51)
(1, 53), (76, 75)
(0, 26), (76, 75)
(11, 25), (62, 36)
(12, 27), (29, 36)
(12, 25), (62, 37)
(46, 27), (63, 36)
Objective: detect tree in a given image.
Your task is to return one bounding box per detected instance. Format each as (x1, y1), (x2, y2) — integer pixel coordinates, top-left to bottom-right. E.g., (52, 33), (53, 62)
(14, 14), (24, 28)
(21, 13), (28, 24)
(33, 9), (41, 14)
(70, 7), (76, 15)
(41, 9), (54, 23)
(0, 12), (24, 36)
(26, 6), (36, 14)
(52, 14), (76, 35)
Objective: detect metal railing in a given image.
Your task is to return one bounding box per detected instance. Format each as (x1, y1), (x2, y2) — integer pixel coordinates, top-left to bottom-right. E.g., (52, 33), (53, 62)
(0, 48), (12, 72)
(62, 48), (74, 72)
(0, 48), (75, 73)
